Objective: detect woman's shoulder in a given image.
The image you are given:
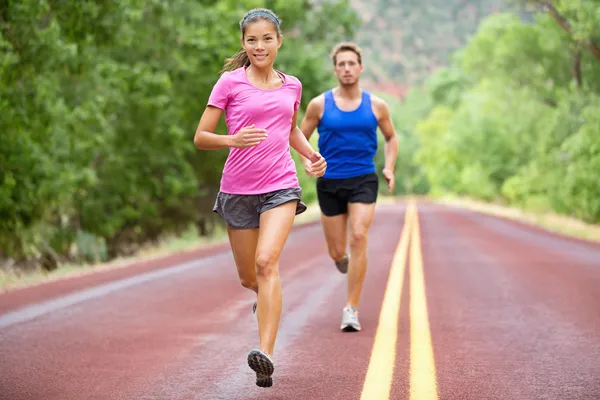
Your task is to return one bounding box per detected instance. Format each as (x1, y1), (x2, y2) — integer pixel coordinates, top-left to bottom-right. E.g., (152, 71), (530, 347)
(216, 67), (246, 85)
(279, 71), (301, 88)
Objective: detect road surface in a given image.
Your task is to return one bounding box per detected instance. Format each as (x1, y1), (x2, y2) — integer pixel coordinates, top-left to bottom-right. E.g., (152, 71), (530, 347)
(1, 201), (599, 400)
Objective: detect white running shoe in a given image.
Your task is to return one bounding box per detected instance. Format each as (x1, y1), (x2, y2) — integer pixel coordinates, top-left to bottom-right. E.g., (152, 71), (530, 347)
(340, 305), (361, 332)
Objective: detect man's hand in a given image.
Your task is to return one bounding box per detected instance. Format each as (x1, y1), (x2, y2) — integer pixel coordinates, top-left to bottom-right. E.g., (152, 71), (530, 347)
(382, 168), (395, 194)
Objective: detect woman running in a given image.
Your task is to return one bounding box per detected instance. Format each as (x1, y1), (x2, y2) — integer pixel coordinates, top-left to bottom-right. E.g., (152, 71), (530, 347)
(193, 7), (327, 388)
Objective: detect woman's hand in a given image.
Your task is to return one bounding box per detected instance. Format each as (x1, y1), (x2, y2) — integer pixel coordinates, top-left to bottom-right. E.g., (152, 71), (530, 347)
(308, 152), (327, 178)
(230, 124), (268, 148)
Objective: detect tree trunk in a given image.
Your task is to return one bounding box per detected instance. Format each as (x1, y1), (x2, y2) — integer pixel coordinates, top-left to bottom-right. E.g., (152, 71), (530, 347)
(572, 49), (582, 87)
(539, 1), (600, 61)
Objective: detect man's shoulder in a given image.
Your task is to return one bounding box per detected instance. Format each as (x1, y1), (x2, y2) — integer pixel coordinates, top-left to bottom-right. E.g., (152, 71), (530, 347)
(308, 92), (328, 108)
(367, 92), (390, 112)
(366, 91), (385, 105)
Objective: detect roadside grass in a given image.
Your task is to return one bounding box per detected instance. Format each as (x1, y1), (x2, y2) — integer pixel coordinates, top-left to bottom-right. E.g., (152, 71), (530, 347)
(5, 194), (595, 293)
(0, 203), (323, 293)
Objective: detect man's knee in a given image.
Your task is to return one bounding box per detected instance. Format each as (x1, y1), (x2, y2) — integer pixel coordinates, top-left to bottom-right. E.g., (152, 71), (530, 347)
(328, 245), (347, 261)
(349, 230), (368, 249)
(348, 203), (375, 250)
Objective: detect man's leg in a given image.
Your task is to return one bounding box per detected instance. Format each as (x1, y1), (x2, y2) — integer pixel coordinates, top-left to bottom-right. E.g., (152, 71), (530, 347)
(316, 178), (350, 271)
(346, 202), (376, 308)
(321, 213), (349, 268)
(338, 202), (376, 332)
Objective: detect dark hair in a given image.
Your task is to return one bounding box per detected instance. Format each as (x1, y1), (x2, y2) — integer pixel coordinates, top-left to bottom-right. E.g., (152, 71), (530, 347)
(331, 42), (363, 65)
(220, 8), (282, 74)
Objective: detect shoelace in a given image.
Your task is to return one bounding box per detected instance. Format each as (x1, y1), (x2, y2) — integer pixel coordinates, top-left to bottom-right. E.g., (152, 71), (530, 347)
(345, 307), (358, 321)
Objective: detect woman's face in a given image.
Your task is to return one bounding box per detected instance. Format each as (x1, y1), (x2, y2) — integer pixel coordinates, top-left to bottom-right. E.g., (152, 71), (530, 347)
(242, 20), (282, 69)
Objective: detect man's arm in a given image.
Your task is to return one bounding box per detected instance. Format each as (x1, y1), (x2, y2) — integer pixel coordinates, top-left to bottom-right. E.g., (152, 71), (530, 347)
(299, 95), (324, 141)
(373, 96), (399, 194)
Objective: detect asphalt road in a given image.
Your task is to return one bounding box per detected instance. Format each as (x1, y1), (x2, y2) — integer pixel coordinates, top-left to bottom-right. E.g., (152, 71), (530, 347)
(1, 201), (599, 400)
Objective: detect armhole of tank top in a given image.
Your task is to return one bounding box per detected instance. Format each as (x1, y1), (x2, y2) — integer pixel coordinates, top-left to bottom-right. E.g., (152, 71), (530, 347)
(363, 91), (371, 107)
(364, 92), (379, 123)
(318, 91), (331, 128)
(325, 90), (335, 110)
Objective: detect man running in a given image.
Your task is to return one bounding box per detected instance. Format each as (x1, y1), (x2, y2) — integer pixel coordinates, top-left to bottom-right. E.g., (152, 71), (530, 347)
(299, 42), (399, 332)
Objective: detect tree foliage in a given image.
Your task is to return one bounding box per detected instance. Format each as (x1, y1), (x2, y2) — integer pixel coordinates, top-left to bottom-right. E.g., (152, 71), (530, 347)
(409, 3), (600, 223)
(0, 0), (360, 266)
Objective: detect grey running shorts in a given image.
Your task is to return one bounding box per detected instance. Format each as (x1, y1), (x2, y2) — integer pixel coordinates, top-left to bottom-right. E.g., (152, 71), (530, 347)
(212, 188), (307, 230)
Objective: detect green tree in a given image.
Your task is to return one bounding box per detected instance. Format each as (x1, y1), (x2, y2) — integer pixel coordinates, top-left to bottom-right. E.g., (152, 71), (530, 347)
(411, 4), (600, 222)
(0, 0), (360, 268)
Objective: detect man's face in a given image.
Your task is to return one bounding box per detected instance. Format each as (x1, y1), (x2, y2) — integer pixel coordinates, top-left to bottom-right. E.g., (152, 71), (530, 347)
(334, 50), (363, 86)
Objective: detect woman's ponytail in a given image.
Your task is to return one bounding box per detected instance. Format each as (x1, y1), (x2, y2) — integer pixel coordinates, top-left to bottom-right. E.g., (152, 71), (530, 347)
(220, 48), (250, 74)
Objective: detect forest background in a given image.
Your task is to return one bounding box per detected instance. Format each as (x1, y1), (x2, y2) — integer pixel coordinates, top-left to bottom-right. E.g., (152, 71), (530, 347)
(1, 0), (598, 279)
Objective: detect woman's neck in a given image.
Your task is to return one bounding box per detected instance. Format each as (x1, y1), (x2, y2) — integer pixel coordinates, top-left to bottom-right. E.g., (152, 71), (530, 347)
(246, 65), (276, 83)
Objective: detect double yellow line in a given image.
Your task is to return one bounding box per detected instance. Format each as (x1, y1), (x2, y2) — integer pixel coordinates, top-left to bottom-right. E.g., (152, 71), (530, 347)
(361, 201), (438, 400)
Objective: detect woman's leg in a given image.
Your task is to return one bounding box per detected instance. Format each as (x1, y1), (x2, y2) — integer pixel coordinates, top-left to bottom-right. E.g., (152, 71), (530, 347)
(255, 201), (297, 356)
(227, 227), (260, 294)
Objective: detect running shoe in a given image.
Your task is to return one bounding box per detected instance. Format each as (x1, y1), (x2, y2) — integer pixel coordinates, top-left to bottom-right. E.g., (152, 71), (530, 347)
(340, 305), (361, 332)
(335, 253), (349, 274)
(247, 349), (274, 388)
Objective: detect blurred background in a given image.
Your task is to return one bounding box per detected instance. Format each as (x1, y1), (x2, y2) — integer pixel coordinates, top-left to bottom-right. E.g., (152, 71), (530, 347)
(1, 0), (598, 281)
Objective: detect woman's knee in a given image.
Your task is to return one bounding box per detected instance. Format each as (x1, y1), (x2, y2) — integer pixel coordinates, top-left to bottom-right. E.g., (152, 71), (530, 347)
(255, 252), (279, 279)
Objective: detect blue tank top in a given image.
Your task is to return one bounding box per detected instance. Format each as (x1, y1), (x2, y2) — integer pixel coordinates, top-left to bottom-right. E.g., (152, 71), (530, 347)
(317, 90), (379, 179)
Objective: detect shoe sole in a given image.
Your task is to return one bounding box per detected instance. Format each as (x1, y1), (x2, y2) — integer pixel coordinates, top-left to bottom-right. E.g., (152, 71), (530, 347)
(247, 350), (274, 388)
(341, 324), (361, 332)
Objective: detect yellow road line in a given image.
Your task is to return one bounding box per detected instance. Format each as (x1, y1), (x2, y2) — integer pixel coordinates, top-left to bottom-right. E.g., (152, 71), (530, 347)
(409, 204), (439, 399)
(360, 203), (413, 400)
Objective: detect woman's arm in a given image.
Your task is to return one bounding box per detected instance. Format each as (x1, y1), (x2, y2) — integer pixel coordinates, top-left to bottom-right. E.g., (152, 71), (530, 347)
(193, 106), (231, 149)
(289, 110), (326, 177)
(193, 106), (267, 150)
(289, 127), (316, 160)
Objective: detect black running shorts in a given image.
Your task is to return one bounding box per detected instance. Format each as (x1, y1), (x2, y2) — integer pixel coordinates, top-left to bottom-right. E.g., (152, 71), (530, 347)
(316, 173), (379, 217)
